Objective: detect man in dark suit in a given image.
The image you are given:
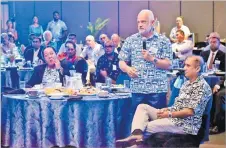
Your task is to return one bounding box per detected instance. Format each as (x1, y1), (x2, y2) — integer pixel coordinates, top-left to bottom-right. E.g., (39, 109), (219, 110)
(210, 76), (225, 134)
(23, 36), (43, 65)
(200, 32), (225, 72)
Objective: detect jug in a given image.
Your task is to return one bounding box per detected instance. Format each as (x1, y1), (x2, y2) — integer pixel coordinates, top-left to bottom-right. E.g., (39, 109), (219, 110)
(65, 73), (83, 90)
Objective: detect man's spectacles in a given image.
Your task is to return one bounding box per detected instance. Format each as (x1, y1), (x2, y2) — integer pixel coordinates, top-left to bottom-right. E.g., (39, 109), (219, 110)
(105, 45), (114, 48)
(66, 47), (75, 51)
(101, 37), (106, 40)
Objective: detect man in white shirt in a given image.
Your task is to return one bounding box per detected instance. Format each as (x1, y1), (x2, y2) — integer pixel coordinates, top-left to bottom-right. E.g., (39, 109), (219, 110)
(58, 33), (82, 56)
(170, 16), (191, 43)
(172, 30), (193, 60)
(80, 35), (104, 66)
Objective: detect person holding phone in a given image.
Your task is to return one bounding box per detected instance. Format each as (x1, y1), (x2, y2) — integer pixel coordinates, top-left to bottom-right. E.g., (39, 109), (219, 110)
(118, 9), (173, 124)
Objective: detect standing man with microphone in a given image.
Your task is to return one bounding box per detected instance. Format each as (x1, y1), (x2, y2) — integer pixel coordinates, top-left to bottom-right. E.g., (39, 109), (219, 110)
(118, 9), (173, 120)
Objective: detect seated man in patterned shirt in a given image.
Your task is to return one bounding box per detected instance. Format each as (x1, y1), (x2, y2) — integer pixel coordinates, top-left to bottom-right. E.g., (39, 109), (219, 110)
(96, 40), (121, 84)
(116, 55), (212, 147)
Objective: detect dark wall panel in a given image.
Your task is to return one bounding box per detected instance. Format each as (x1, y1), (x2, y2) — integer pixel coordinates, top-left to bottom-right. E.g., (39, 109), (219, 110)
(90, 1), (118, 40)
(119, 1), (148, 39)
(62, 1), (89, 43)
(34, 1), (61, 31)
(15, 1), (34, 44)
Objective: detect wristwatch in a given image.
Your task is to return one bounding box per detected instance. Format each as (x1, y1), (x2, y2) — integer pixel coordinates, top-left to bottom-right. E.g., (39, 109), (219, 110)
(168, 111), (173, 118)
(153, 57), (158, 64)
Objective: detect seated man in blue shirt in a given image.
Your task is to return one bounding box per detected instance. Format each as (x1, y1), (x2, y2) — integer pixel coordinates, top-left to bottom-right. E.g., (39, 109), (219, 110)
(96, 40), (121, 84)
(116, 55), (212, 147)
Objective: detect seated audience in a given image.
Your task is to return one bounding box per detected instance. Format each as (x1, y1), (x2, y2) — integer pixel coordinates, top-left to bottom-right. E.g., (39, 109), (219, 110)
(200, 32), (225, 71)
(210, 76), (226, 134)
(42, 30), (57, 50)
(4, 19), (18, 41)
(203, 33), (226, 53)
(29, 16), (43, 38)
(170, 16), (190, 43)
(96, 40), (121, 84)
(80, 35), (104, 66)
(99, 33), (109, 46)
(58, 33), (82, 56)
(26, 46), (70, 87)
(58, 40), (79, 69)
(0, 33), (20, 63)
(23, 36), (43, 65)
(116, 55), (212, 147)
(172, 30), (193, 60)
(111, 33), (122, 54)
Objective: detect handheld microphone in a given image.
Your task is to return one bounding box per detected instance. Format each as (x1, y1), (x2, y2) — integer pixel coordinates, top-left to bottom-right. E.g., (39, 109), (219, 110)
(143, 40), (146, 50)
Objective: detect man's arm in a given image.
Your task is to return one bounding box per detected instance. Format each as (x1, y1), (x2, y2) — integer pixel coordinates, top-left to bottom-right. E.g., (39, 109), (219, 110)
(177, 40), (193, 54)
(142, 50), (171, 70)
(157, 108), (194, 118)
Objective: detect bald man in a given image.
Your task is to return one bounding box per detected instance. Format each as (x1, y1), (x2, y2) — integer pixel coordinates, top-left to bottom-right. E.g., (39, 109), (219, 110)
(118, 9), (173, 115)
(80, 35), (104, 66)
(111, 33), (121, 53)
(116, 55), (212, 147)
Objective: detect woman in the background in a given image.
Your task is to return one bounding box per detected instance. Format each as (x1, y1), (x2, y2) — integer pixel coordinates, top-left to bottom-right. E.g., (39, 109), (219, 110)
(0, 33), (20, 64)
(26, 46), (70, 87)
(29, 16), (43, 38)
(5, 19), (18, 41)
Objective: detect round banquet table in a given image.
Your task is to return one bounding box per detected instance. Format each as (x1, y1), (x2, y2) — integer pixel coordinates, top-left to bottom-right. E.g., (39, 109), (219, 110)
(1, 94), (131, 148)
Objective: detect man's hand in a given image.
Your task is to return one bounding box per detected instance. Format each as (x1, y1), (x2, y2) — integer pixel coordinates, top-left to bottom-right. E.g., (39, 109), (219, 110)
(157, 110), (169, 119)
(213, 85), (220, 94)
(126, 67), (138, 78)
(141, 49), (154, 62)
(100, 69), (108, 78)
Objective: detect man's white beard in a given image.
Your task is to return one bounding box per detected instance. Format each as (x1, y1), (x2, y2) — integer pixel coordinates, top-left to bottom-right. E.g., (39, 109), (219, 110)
(139, 26), (153, 35)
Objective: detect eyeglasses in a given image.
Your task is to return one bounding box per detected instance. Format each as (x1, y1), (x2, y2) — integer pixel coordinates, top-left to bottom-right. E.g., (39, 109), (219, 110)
(66, 48), (75, 51)
(105, 45), (114, 48)
(32, 40), (40, 43)
(101, 37), (106, 40)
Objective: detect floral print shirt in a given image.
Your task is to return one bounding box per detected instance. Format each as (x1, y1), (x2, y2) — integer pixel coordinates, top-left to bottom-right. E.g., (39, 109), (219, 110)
(169, 76), (212, 135)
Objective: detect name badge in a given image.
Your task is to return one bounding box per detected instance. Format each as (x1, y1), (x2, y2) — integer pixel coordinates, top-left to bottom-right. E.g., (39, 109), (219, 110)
(113, 65), (117, 71)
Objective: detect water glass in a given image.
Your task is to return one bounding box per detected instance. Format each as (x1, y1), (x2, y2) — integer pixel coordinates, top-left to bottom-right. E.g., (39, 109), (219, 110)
(96, 83), (102, 90)
(124, 80), (130, 89)
(20, 81), (26, 89)
(105, 77), (112, 87)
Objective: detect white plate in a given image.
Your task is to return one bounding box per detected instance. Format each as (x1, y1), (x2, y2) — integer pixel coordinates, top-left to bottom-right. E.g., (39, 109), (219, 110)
(115, 93), (131, 96)
(49, 96), (64, 100)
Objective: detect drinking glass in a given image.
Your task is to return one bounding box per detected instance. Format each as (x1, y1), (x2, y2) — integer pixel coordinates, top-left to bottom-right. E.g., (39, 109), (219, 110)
(20, 81), (26, 89)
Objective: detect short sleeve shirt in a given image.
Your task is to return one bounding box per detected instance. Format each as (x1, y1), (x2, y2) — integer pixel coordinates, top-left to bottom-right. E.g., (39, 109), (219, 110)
(47, 20), (67, 41)
(170, 76), (212, 135)
(118, 32), (173, 93)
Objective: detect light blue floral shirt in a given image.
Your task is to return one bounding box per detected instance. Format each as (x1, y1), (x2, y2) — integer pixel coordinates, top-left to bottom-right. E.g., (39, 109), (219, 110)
(118, 32), (172, 93)
(46, 20), (67, 41)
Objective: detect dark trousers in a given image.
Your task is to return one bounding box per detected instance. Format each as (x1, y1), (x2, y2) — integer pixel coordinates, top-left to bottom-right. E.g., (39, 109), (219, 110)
(210, 88), (226, 125)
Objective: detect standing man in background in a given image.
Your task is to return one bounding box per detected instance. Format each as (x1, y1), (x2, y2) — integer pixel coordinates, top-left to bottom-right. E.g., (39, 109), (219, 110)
(46, 11), (68, 53)
(118, 9), (173, 116)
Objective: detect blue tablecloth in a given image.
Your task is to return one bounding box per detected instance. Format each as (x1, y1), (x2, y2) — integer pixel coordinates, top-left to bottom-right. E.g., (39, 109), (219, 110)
(1, 68), (33, 89)
(1, 94), (131, 148)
